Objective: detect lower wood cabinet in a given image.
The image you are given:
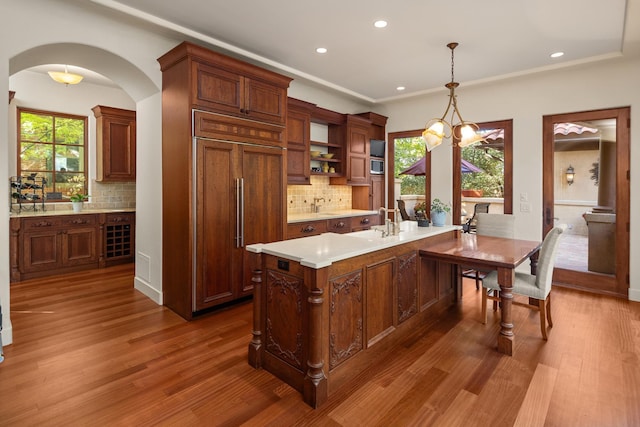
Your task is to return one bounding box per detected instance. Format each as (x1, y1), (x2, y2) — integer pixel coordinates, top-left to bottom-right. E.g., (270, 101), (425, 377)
(287, 213), (378, 239)
(10, 212), (135, 282)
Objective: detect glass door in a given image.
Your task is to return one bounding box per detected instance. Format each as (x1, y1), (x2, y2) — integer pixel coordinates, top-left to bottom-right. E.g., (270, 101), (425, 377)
(543, 108), (630, 297)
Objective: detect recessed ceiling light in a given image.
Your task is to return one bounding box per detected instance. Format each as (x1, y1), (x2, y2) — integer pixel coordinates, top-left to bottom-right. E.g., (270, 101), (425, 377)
(316, 47), (327, 54)
(550, 51), (564, 58)
(374, 20), (388, 28)
(396, 86), (405, 91)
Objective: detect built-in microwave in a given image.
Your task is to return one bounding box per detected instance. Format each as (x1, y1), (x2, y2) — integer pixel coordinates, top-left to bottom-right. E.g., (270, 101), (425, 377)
(371, 159), (384, 174)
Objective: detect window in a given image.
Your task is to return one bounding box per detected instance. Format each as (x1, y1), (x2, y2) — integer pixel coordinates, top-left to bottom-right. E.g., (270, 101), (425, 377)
(18, 108), (88, 201)
(453, 119), (513, 224)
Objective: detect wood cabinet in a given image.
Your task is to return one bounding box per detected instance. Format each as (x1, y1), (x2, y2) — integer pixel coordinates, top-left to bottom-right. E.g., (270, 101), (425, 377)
(342, 115), (371, 185)
(286, 98), (313, 184)
(193, 61), (288, 125)
(103, 212), (135, 267)
(11, 215), (97, 281)
(92, 105), (136, 182)
(287, 220), (328, 239)
(195, 139), (285, 310)
(158, 41), (291, 319)
(286, 214), (378, 239)
(10, 212), (136, 282)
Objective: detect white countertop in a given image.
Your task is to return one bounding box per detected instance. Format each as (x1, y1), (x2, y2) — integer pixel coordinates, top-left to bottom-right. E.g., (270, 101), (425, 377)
(9, 208), (136, 218)
(288, 209), (379, 223)
(247, 221), (461, 269)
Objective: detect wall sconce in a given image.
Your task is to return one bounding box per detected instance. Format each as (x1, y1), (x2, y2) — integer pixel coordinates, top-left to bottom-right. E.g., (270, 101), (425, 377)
(566, 165), (575, 185)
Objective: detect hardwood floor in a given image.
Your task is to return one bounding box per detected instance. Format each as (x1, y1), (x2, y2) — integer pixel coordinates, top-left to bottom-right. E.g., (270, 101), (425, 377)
(1, 264), (639, 426)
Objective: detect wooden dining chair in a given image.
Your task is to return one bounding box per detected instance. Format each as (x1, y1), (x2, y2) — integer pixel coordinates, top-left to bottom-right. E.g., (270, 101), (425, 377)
(397, 199), (416, 221)
(462, 213), (515, 289)
(481, 224), (566, 340)
(462, 202), (490, 233)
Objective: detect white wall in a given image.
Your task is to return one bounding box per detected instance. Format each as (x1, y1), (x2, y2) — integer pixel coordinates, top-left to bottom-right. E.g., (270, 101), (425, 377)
(382, 56), (640, 299)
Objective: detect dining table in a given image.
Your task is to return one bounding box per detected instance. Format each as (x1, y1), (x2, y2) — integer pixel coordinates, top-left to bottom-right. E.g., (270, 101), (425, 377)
(419, 232), (542, 356)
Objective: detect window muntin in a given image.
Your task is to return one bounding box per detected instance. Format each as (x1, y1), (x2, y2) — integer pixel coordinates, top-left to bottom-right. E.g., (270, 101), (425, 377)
(18, 108), (88, 201)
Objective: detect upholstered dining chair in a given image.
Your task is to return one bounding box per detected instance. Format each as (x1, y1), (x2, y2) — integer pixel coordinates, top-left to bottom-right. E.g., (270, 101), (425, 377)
(462, 213), (515, 289)
(481, 224), (566, 340)
(462, 202), (490, 233)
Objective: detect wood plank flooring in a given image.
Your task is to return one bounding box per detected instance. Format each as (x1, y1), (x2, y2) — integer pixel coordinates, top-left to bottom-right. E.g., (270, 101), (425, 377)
(1, 264), (639, 426)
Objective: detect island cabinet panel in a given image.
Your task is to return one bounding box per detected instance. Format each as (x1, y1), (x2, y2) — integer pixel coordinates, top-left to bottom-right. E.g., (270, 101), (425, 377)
(365, 259), (395, 347)
(397, 251), (419, 324)
(248, 229), (459, 408)
(329, 270), (364, 370)
(265, 269), (305, 371)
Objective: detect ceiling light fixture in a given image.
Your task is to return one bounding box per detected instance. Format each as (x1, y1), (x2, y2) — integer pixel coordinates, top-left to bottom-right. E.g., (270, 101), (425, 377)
(374, 20), (388, 28)
(315, 47), (327, 54)
(550, 51), (564, 58)
(48, 65), (83, 85)
(422, 42), (484, 152)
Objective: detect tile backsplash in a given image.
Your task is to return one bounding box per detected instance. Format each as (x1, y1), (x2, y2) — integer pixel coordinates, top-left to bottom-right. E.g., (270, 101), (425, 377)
(44, 180), (136, 211)
(287, 176), (352, 214)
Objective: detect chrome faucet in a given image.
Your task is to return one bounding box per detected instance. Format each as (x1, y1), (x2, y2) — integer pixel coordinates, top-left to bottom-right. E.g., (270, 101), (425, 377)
(313, 197), (325, 213)
(379, 207), (400, 236)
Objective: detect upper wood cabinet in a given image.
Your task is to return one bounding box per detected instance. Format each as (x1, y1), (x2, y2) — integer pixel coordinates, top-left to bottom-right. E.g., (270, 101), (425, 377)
(329, 115), (371, 185)
(158, 42), (290, 126)
(92, 105), (136, 182)
(286, 98), (314, 184)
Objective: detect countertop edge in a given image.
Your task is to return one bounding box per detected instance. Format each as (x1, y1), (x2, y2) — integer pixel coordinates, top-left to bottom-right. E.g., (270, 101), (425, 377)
(247, 225), (461, 269)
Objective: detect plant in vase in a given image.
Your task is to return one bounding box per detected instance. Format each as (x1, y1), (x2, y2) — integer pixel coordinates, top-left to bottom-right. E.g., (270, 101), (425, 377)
(67, 175), (90, 212)
(413, 201), (430, 226)
(430, 198), (451, 226)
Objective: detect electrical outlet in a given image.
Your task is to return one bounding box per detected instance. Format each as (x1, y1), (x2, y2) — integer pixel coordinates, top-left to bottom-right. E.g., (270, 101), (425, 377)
(520, 192), (528, 202)
(520, 202), (531, 212)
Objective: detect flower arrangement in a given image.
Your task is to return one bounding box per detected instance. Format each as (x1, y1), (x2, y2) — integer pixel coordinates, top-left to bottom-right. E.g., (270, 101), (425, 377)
(414, 201), (428, 218)
(430, 198), (451, 214)
(67, 175), (90, 202)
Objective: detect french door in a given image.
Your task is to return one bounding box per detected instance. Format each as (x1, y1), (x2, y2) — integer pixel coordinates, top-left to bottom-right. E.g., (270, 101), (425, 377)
(542, 107), (630, 298)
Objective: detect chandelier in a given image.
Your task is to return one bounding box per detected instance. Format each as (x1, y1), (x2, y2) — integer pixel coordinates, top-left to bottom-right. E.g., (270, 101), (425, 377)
(48, 65), (83, 85)
(422, 42), (484, 151)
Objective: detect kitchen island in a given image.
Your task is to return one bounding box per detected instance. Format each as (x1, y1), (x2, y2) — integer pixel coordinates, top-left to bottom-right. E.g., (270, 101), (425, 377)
(246, 222), (461, 407)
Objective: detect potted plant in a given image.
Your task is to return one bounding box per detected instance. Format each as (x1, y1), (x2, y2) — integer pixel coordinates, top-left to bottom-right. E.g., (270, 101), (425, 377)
(430, 198), (451, 226)
(413, 201), (427, 218)
(67, 175), (90, 212)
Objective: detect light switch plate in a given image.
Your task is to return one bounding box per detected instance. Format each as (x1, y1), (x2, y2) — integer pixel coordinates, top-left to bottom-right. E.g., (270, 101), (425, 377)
(520, 202), (531, 212)
(520, 192), (528, 202)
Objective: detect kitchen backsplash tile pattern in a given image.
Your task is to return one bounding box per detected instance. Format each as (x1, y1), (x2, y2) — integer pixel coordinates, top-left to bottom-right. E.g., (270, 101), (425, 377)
(46, 180), (136, 211)
(287, 176), (352, 214)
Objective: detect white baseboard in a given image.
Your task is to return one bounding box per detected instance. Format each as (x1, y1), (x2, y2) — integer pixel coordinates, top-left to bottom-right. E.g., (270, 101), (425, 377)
(628, 287), (640, 302)
(1, 320), (13, 346)
(134, 276), (162, 305)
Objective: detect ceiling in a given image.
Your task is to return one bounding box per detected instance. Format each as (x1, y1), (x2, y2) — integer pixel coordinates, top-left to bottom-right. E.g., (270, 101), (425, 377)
(84, 0), (633, 103)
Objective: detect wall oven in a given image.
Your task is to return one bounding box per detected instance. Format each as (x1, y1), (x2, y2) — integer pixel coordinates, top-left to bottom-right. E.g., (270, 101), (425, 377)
(371, 159), (384, 174)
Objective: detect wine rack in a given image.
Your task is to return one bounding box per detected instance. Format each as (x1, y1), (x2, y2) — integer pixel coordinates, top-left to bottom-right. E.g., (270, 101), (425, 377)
(10, 175), (46, 213)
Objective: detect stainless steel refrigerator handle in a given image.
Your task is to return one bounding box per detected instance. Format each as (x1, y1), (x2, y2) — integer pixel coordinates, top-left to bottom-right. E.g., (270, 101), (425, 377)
(236, 178), (241, 248)
(239, 178), (245, 247)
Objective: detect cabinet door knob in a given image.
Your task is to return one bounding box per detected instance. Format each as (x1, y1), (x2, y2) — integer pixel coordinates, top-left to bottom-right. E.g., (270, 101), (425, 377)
(302, 225), (315, 233)
(334, 221), (346, 228)
(361, 218), (370, 224)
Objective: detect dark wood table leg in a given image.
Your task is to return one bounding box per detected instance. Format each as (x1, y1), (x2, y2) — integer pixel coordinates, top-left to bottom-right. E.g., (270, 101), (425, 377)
(497, 267), (515, 356)
(303, 280), (328, 408)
